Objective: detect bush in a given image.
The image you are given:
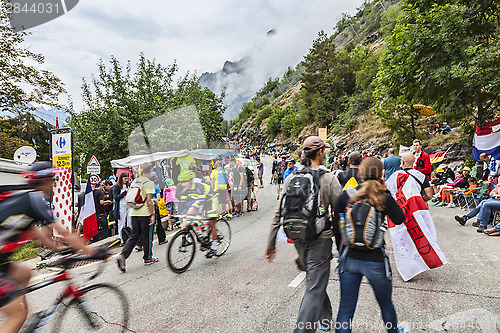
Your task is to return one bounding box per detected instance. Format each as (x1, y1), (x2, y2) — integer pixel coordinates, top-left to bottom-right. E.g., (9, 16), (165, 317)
(9, 241), (42, 261)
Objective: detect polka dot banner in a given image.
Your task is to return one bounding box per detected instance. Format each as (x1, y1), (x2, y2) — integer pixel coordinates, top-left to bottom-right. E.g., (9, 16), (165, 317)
(52, 167), (73, 235)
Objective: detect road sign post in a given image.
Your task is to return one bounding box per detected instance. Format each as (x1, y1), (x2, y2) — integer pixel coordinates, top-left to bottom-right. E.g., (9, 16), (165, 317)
(87, 155), (101, 175)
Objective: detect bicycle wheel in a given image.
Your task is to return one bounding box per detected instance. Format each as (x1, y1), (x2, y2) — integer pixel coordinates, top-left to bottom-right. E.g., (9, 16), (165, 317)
(50, 283), (129, 333)
(214, 218), (231, 256)
(166, 230), (196, 273)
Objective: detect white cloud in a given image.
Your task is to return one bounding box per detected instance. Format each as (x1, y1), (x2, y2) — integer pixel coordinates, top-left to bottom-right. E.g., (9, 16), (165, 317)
(22, 0), (366, 116)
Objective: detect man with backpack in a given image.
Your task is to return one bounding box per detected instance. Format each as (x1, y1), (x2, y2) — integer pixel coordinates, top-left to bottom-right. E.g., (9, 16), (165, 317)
(265, 136), (342, 333)
(117, 162), (158, 272)
(276, 155), (287, 199)
(210, 161), (230, 217)
(337, 151), (362, 190)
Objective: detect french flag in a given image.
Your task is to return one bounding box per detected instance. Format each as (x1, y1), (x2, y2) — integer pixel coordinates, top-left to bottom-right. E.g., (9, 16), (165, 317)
(473, 118), (500, 161)
(78, 179), (98, 241)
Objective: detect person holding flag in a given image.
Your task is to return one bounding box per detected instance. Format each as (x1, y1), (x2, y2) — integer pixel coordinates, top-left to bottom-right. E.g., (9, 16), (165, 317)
(0, 162), (105, 333)
(386, 153), (447, 281)
(78, 178), (100, 242)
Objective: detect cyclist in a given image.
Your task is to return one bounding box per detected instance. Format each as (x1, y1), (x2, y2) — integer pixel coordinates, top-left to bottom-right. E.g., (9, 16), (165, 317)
(177, 170), (220, 258)
(0, 161), (103, 333)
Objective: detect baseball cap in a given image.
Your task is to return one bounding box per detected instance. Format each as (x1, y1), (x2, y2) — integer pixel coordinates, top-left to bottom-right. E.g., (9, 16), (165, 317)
(303, 136), (330, 152)
(96, 181), (105, 186)
(436, 167), (444, 173)
(462, 166), (471, 172)
(438, 164), (447, 169)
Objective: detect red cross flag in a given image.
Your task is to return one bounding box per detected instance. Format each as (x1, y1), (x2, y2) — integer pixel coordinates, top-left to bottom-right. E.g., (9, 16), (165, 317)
(386, 169), (447, 281)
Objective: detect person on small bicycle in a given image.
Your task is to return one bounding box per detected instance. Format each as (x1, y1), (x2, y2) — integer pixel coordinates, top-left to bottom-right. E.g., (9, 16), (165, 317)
(0, 162), (102, 333)
(177, 170), (219, 258)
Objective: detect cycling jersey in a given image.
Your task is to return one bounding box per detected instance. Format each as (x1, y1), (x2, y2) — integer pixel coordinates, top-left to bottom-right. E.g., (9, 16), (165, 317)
(0, 190), (54, 277)
(177, 183), (219, 219)
(0, 191), (54, 251)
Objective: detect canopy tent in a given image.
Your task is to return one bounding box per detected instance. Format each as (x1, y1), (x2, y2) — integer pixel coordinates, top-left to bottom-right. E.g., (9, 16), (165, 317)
(110, 149), (235, 168)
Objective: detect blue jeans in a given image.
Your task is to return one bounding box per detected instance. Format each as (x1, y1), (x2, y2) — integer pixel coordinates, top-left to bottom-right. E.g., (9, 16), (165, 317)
(336, 257), (398, 333)
(466, 200), (485, 219)
(477, 198), (500, 227)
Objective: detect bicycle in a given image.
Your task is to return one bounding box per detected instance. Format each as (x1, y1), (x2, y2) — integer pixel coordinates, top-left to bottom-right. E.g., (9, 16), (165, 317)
(166, 215), (231, 274)
(8, 247), (129, 333)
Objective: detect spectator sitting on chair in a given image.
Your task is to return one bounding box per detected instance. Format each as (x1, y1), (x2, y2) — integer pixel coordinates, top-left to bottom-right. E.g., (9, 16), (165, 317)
(455, 184), (500, 233)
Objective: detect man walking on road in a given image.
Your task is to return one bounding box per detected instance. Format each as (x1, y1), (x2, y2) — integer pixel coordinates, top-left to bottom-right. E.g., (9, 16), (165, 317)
(337, 151), (362, 189)
(117, 162), (158, 272)
(265, 136), (342, 332)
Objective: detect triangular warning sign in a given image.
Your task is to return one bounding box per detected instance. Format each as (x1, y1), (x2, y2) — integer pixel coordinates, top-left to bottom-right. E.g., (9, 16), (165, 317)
(88, 155), (100, 166)
(343, 177), (358, 190)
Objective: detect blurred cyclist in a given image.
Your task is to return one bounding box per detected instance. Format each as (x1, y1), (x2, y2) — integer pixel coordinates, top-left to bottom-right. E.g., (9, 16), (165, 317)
(0, 162), (102, 333)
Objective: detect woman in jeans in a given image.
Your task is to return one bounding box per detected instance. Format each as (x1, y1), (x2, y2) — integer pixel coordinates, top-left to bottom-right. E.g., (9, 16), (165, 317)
(334, 157), (405, 333)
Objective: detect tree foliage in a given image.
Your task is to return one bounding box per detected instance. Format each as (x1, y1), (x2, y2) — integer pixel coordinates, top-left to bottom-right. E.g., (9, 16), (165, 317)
(376, 0), (500, 143)
(68, 54), (226, 176)
(0, 2), (65, 111)
(0, 113), (50, 160)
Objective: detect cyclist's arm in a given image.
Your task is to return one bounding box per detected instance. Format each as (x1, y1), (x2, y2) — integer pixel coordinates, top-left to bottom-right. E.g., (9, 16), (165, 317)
(30, 223), (96, 256)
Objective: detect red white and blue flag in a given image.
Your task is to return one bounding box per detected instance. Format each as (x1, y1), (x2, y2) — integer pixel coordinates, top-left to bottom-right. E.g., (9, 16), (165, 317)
(78, 179), (98, 241)
(387, 169), (447, 281)
(473, 118), (500, 161)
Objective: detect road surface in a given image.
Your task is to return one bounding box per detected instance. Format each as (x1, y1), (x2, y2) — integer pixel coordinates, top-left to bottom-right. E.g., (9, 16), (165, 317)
(21, 156), (500, 332)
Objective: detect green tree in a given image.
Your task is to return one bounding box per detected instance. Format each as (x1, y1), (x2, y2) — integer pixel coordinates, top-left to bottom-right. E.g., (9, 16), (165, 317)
(376, 0), (500, 140)
(0, 3), (65, 111)
(0, 113), (51, 160)
(68, 54), (226, 176)
(300, 31), (355, 126)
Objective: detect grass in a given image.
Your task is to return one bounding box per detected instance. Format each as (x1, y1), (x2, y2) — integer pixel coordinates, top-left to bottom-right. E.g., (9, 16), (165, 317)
(9, 241), (43, 262)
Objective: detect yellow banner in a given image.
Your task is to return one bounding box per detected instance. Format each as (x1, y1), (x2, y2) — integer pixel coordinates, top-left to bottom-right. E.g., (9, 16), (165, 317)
(53, 154), (71, 168)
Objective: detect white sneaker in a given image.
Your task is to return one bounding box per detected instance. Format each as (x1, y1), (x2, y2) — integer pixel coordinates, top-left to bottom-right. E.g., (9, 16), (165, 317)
(447, 203), (456, 208)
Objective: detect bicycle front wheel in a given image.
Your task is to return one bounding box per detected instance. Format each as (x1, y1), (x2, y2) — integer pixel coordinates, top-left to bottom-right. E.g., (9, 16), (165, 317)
(51, 283), (129, 333)
(215, 218), (231, 256)
(166, 229), (196, 273)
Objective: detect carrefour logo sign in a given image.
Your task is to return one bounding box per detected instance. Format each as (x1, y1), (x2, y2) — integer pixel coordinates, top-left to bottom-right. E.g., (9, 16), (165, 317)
(56, 137), (66, 149)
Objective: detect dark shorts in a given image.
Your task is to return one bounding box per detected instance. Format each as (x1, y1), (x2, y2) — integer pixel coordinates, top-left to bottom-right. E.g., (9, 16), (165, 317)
(217, 189), (227, 205)
(166, 202), (178, 213)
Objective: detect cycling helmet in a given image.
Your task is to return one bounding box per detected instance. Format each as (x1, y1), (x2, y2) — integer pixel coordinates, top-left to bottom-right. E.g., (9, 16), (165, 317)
(286, 158), (295, 164)
(25, 161), (55, 183)
(165, 178), (174, 186)
(178, 170), (195, 182)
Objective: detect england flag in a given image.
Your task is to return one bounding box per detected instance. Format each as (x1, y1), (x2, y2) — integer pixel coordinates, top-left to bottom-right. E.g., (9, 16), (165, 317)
(386, 169), (447, 281)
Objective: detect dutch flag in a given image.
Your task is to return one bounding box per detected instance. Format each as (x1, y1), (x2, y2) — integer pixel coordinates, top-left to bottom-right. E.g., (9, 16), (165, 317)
(472, 118), (500, 161)
(78, 179), (98, 241)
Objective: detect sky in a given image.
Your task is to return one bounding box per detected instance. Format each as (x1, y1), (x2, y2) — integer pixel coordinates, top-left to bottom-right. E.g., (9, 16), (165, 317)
(24, 0), (366, 118)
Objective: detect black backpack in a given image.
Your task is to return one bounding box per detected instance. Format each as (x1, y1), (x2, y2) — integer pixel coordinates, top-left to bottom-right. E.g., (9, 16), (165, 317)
(342, 189), (387, 250)
(279, 169), (327, 242)
(278, 162), (287, 177)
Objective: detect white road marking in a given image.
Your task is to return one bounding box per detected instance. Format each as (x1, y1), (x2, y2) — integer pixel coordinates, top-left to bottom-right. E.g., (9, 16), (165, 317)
(288, 271), (306, 288)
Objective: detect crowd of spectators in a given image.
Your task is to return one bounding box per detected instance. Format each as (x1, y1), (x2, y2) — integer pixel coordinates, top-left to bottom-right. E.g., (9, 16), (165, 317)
(327, 140), (500, 237)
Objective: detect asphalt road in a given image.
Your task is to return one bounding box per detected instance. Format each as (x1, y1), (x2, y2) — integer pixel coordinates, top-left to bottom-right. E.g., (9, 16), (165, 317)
(21, 156), (500, 332)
